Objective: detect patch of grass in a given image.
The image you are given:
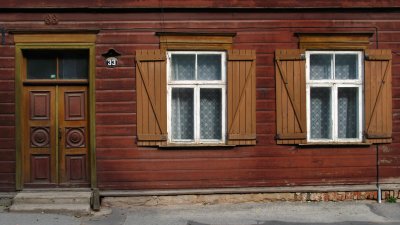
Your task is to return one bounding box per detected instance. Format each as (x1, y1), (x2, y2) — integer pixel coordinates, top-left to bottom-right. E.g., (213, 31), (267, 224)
(386, 196), (397, 203)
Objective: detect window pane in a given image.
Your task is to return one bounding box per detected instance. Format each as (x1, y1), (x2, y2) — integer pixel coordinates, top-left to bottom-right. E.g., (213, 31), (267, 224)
(338, 87), (359, 138)
(171, 88), (194, 140)
(198, 54), (221, 80)
(171, 54), (195, 80)
(335, 54), (358, 80)
(200, 89), (222, 140)
(59, 52), (88, 79)
(310, 87), (332, 139)
(310, 54), (332, 80)
(27, 54), (57, 79)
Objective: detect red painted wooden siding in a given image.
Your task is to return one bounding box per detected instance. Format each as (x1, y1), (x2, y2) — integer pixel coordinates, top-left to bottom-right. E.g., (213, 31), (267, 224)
(0, 9), (399, 191)
(93, 11), (400, 190)
(0, 32), (15, 191)
(0, 0), (400, 8)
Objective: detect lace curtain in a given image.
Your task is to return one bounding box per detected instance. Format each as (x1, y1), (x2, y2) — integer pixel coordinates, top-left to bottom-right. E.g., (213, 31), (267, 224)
(200, 89), (222, 139)
(171, 88), (194, 140)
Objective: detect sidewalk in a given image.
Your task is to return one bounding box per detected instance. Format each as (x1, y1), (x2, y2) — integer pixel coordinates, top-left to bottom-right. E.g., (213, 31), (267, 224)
(1, 200), (400, 225)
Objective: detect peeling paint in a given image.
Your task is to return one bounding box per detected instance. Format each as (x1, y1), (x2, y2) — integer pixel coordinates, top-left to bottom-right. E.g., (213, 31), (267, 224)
(381, 145), (392, 153)
(380, 159), (393, 164)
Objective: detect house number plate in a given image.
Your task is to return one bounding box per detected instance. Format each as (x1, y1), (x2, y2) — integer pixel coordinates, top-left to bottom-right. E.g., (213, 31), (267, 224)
(106, 57), (118, 68)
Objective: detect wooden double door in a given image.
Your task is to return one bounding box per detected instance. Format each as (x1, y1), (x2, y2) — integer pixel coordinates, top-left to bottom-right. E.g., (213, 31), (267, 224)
(23, 85), (89, 187)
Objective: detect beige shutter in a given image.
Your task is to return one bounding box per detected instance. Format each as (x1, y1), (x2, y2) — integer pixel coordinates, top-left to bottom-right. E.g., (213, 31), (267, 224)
(227, 50), (256, 145)
(275, 49), (307, 144)
(135, 50), (167, 146)
(364, 49), (392, 143)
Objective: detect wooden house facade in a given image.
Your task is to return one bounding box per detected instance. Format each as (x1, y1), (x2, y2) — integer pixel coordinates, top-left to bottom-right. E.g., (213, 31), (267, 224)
(0, 1), (399, 196)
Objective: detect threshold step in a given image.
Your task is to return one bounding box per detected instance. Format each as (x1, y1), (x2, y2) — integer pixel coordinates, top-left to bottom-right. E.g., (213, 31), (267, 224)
(9, 203), (90, 214)
(10, 190), (92, 214)
(13, 191), (91, 204)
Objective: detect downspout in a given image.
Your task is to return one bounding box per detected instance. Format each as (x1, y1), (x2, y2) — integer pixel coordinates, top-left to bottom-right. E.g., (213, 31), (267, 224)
(376, 144), (381, 203)
(371, 26), (381, 203)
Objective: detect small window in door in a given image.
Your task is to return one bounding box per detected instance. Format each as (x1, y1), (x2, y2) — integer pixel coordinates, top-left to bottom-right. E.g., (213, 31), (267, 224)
(25, 50), (89, 80)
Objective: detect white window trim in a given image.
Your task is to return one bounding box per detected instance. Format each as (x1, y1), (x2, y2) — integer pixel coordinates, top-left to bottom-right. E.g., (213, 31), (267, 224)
(166, 51), (226, 144)
(306, 51), (363, 143)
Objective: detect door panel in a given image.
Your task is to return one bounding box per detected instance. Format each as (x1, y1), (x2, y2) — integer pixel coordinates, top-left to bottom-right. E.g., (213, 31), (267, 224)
(30, 155), (51, 182)
(23, 86), (89, 187)
(58, 86), (89, 184)
(65, 155), (87, 182)
(30, 92), (51, 120)
(23, 87), (56, 185)
(64, 91), (86, 121)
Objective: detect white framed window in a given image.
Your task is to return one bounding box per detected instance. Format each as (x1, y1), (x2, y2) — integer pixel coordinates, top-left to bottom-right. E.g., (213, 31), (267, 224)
(167, 51), (226, 144)
(306, 51), (363, 143)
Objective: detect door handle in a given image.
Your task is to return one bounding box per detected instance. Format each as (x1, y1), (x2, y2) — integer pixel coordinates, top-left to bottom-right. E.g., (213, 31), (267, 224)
(58, 128), (62, 140)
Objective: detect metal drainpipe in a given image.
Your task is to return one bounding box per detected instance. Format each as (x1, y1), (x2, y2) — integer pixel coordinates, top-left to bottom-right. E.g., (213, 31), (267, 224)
(376, 144), (381, 203)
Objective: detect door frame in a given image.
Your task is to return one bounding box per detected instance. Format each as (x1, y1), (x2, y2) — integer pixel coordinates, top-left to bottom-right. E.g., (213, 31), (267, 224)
(14, 33), (97, 190)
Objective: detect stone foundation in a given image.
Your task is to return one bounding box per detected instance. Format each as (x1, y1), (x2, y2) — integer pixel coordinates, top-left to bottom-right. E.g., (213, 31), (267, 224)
(102, 190), (400, 207)
(0, 197), (13, 209)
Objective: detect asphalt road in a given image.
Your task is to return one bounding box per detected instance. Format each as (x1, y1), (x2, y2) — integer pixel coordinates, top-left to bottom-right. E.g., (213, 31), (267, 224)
(1, 201), (400, 225)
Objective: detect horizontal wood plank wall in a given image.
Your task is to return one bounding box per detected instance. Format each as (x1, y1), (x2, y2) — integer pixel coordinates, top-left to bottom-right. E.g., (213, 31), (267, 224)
(0, 32), (15, 191)
(1, 10), (400, 190)
(0, 1), (399, 8)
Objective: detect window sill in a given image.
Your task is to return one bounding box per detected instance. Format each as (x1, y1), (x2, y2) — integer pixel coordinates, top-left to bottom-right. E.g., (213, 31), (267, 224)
(299, 142), (372, 146)
(159, 143), (236, 149)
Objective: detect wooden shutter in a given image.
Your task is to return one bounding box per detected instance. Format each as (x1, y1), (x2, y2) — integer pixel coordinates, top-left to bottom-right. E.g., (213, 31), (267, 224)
(135, 50), (167, 146)
(275, 49), (307, 144)
(364, 49), (392, 143)
(227, 50), (256, 145)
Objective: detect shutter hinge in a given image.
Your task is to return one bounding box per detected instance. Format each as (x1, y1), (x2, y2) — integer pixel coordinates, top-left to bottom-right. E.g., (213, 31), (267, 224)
(364, 131), (392, 139)
(276, 53), (305, 61)
(275, 133), (307, 140)
(365, 54), (392, 61)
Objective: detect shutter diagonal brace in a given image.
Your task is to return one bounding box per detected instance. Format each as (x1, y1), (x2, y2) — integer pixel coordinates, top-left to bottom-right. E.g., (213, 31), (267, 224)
(136, 58), (166, 136)
(275, 58), (306, 133)
(366, 59), (390, 133)
(228, 55), (254, 136)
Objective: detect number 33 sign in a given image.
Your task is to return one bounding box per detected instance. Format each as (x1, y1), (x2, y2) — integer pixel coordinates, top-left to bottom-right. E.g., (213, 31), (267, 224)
(106, 57), (118, 68)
